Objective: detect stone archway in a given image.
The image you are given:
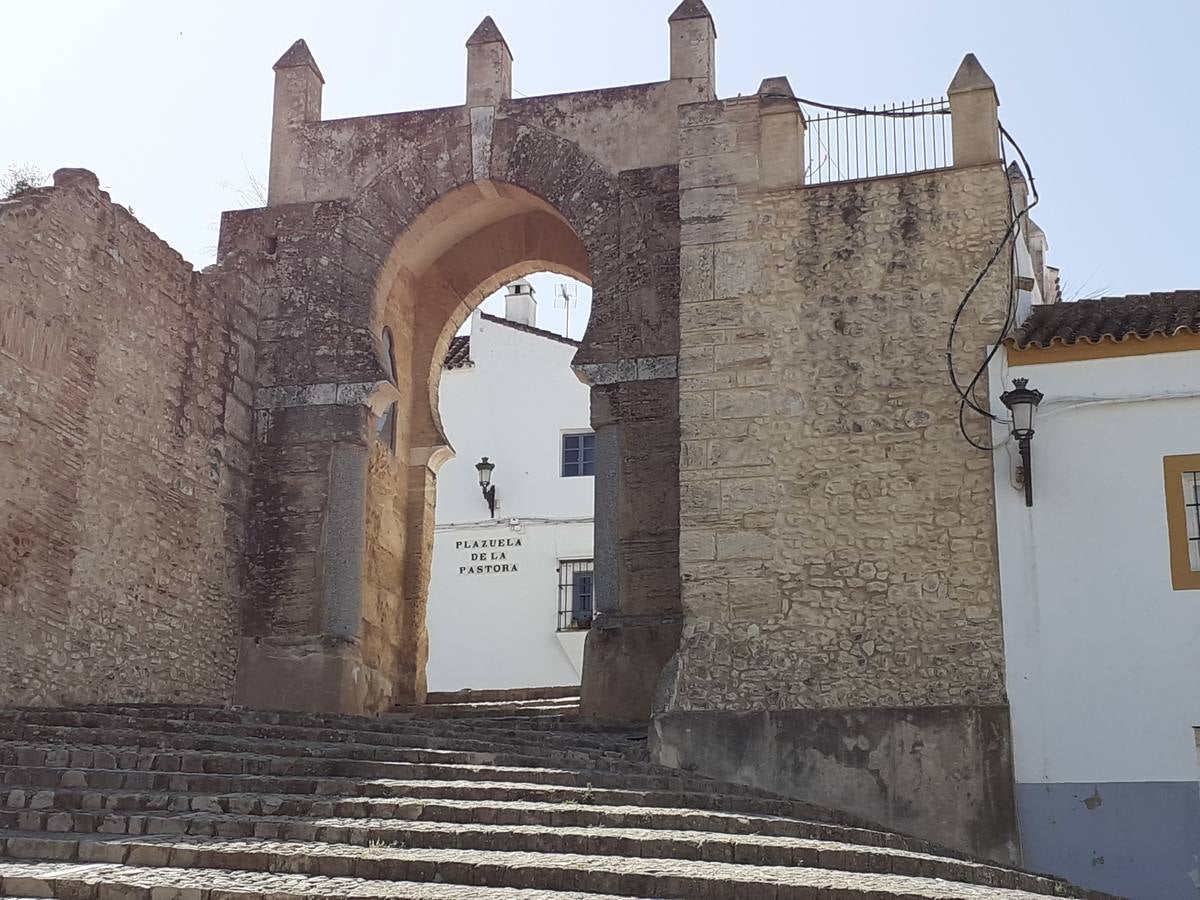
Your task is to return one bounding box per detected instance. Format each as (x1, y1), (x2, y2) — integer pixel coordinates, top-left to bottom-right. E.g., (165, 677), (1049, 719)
(360, 180), (594, 708)
(228, 88), (686, 717)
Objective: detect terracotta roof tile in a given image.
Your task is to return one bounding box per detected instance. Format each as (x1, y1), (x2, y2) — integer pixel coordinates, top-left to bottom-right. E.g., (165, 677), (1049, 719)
(443, 335), (472, 369)
(479, 312), (579, 347)
(1012, 291), (1200, 349)
(442, 316), (578, 369)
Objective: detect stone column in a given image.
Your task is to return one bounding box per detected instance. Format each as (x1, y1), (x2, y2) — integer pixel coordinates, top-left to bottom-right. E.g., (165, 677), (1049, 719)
(579, 375), (683, 722)
(392, 447), (452, 704)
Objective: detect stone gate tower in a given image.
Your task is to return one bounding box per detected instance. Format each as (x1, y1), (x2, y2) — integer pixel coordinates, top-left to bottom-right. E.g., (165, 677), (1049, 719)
(0, 1), (1018, 862)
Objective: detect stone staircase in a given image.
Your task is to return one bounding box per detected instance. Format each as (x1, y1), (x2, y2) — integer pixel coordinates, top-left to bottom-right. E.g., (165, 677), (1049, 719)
(0, 699), (1115, 899)
(407, 686), (582, 719)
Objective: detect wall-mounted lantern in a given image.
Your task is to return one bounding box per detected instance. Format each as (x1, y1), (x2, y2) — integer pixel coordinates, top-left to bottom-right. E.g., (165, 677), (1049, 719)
(999, 377), (1043, 508)
(475, 457), (497, 517)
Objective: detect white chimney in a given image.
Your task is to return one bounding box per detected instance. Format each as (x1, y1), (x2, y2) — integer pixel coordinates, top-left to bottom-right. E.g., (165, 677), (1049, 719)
(504, 278), (537, 327)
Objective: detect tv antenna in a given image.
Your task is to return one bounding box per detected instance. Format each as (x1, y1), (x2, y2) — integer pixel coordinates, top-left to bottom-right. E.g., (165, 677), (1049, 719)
(555, 283), (579, 338)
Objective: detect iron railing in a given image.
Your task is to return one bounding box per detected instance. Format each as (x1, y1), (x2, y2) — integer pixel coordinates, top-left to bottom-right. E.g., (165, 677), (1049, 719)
(804, 97), (951, 185)
(557, 559), (594, 631)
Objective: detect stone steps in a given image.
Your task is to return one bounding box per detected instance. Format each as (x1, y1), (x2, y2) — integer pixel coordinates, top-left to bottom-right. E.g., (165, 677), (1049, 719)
(0, 860), (627, 899)
(0, 742), (817, 817)
(392, 700), (582, 719)
(0, 709), (639, 760)
(0, 834), (1088, 900)
(0, 723), (647, 774)
(0, 774), (863, 825)
(0, 704), (1110, 899)
(0, 754), (751, 798)
(425, 686), (580, 704)
(0, 814), (1076, 893)
(0, 796), (936, 850)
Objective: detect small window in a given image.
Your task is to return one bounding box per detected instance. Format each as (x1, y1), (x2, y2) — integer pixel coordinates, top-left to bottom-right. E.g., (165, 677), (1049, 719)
(557, 559), (594, 631)
(1163, 454), (1200, 590)
(381, 327), (399, 384)
(377, 327), (398, 453)
(562, 432), (595, 477)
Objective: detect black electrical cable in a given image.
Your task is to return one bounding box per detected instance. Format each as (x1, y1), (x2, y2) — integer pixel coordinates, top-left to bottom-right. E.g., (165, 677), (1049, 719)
(948, 123), (1040, 450)
(758, 92), (1042, 451)
(759, 93), (951, 119)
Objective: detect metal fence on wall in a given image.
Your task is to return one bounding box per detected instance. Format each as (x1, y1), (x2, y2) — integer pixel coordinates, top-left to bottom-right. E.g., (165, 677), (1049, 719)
(804, 97), (951, 185)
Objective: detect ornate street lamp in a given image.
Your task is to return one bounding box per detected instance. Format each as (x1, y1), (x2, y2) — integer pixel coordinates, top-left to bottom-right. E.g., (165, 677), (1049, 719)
(475, 457), (497, 517)
(999, 378), (1043, 508)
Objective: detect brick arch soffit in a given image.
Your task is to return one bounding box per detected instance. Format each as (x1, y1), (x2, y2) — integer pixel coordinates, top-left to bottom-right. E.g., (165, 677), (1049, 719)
(348, 123), (617, 468)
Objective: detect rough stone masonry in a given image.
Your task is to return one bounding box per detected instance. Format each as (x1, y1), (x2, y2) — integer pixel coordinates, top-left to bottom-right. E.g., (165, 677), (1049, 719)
(0, 2), (1020, 862)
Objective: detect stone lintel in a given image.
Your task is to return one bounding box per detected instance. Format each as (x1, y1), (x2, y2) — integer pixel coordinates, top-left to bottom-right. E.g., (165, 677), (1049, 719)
(254, 381), (397, 411)
(574, 356), (678, 386)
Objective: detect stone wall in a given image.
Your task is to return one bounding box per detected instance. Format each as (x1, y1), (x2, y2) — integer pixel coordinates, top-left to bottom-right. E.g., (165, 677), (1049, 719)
(668, 97), (1011, 712)
(657, 92), (1017, 858)
(0, 169), (253, 706)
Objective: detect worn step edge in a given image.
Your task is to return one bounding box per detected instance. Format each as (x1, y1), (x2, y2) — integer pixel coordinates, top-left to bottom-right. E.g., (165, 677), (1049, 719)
(0, 781), (864, 832)
(0, 860), (626, 899)
(0, 734), (662, 792)
(0, 813), (1078, 894)
(0, 725), (648, 772)
(0, 712), (643, 758)
(0, 798), (942, 855)
(18, 706), (628, 740)
(0, 834), (1097, 900)
(0, 753), (758, 798)
(424, 686), (581, 704)
(0, 775), (869, 826)
(0, 724), (648, 775)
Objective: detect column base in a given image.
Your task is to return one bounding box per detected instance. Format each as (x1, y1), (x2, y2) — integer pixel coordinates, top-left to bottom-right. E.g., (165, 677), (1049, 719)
(232, 638), (394, 715)
(650, 704), (1020, 863)
(579, 613), (682, 722)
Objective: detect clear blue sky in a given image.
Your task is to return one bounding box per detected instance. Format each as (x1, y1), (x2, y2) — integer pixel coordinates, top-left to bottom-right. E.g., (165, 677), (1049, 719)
(4, 0), (1197, 308)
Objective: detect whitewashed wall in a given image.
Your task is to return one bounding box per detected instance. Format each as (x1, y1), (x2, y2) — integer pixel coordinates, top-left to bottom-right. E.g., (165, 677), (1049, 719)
(989, 346), (1200, 898)
(425, 309), (594, 691)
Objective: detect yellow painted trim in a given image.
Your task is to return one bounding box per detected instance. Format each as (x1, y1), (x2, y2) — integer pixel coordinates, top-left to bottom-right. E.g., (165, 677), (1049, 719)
(1163, 453), (1200, 591)
(1008, 330), (1200, 366)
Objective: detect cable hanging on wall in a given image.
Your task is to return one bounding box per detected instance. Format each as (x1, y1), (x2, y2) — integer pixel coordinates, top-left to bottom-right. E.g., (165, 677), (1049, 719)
(763, 91), (1042, 452)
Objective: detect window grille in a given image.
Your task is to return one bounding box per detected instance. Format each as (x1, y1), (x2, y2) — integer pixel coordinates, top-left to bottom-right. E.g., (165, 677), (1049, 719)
(562, 432), (595, 477)
(557, 559), (594, 631)
(1184, 470), (1200, 572)
(1163, 454), (1200, 590)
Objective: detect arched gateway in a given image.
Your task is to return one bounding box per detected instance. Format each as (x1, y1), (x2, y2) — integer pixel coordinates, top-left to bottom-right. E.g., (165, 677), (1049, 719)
(224, 9), (717, 718)
(0, 0), (1026, 858)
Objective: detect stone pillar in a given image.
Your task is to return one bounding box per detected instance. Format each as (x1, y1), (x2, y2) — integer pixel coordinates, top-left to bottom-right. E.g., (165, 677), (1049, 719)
(579, 376), (683, 722)
(757, 77), (805, 190)
(392, 446), (452, 704)
(268, 39), (323, 205)
(668, 0), (716, 100)
(948, 53), (1001, 168)
(466, 17), (512, 108)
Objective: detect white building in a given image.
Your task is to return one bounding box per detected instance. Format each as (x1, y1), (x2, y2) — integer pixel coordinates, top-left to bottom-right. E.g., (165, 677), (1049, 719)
(989, 290), (1200, 899)
(425, 280), (595, 692)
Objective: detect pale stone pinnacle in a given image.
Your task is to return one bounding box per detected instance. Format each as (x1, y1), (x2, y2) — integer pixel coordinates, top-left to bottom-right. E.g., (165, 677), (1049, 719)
(947, 53), (994, 95)
(272, 38), (324, 84)
(669, 0), (714, 23)
(467, 16), (510, 51)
